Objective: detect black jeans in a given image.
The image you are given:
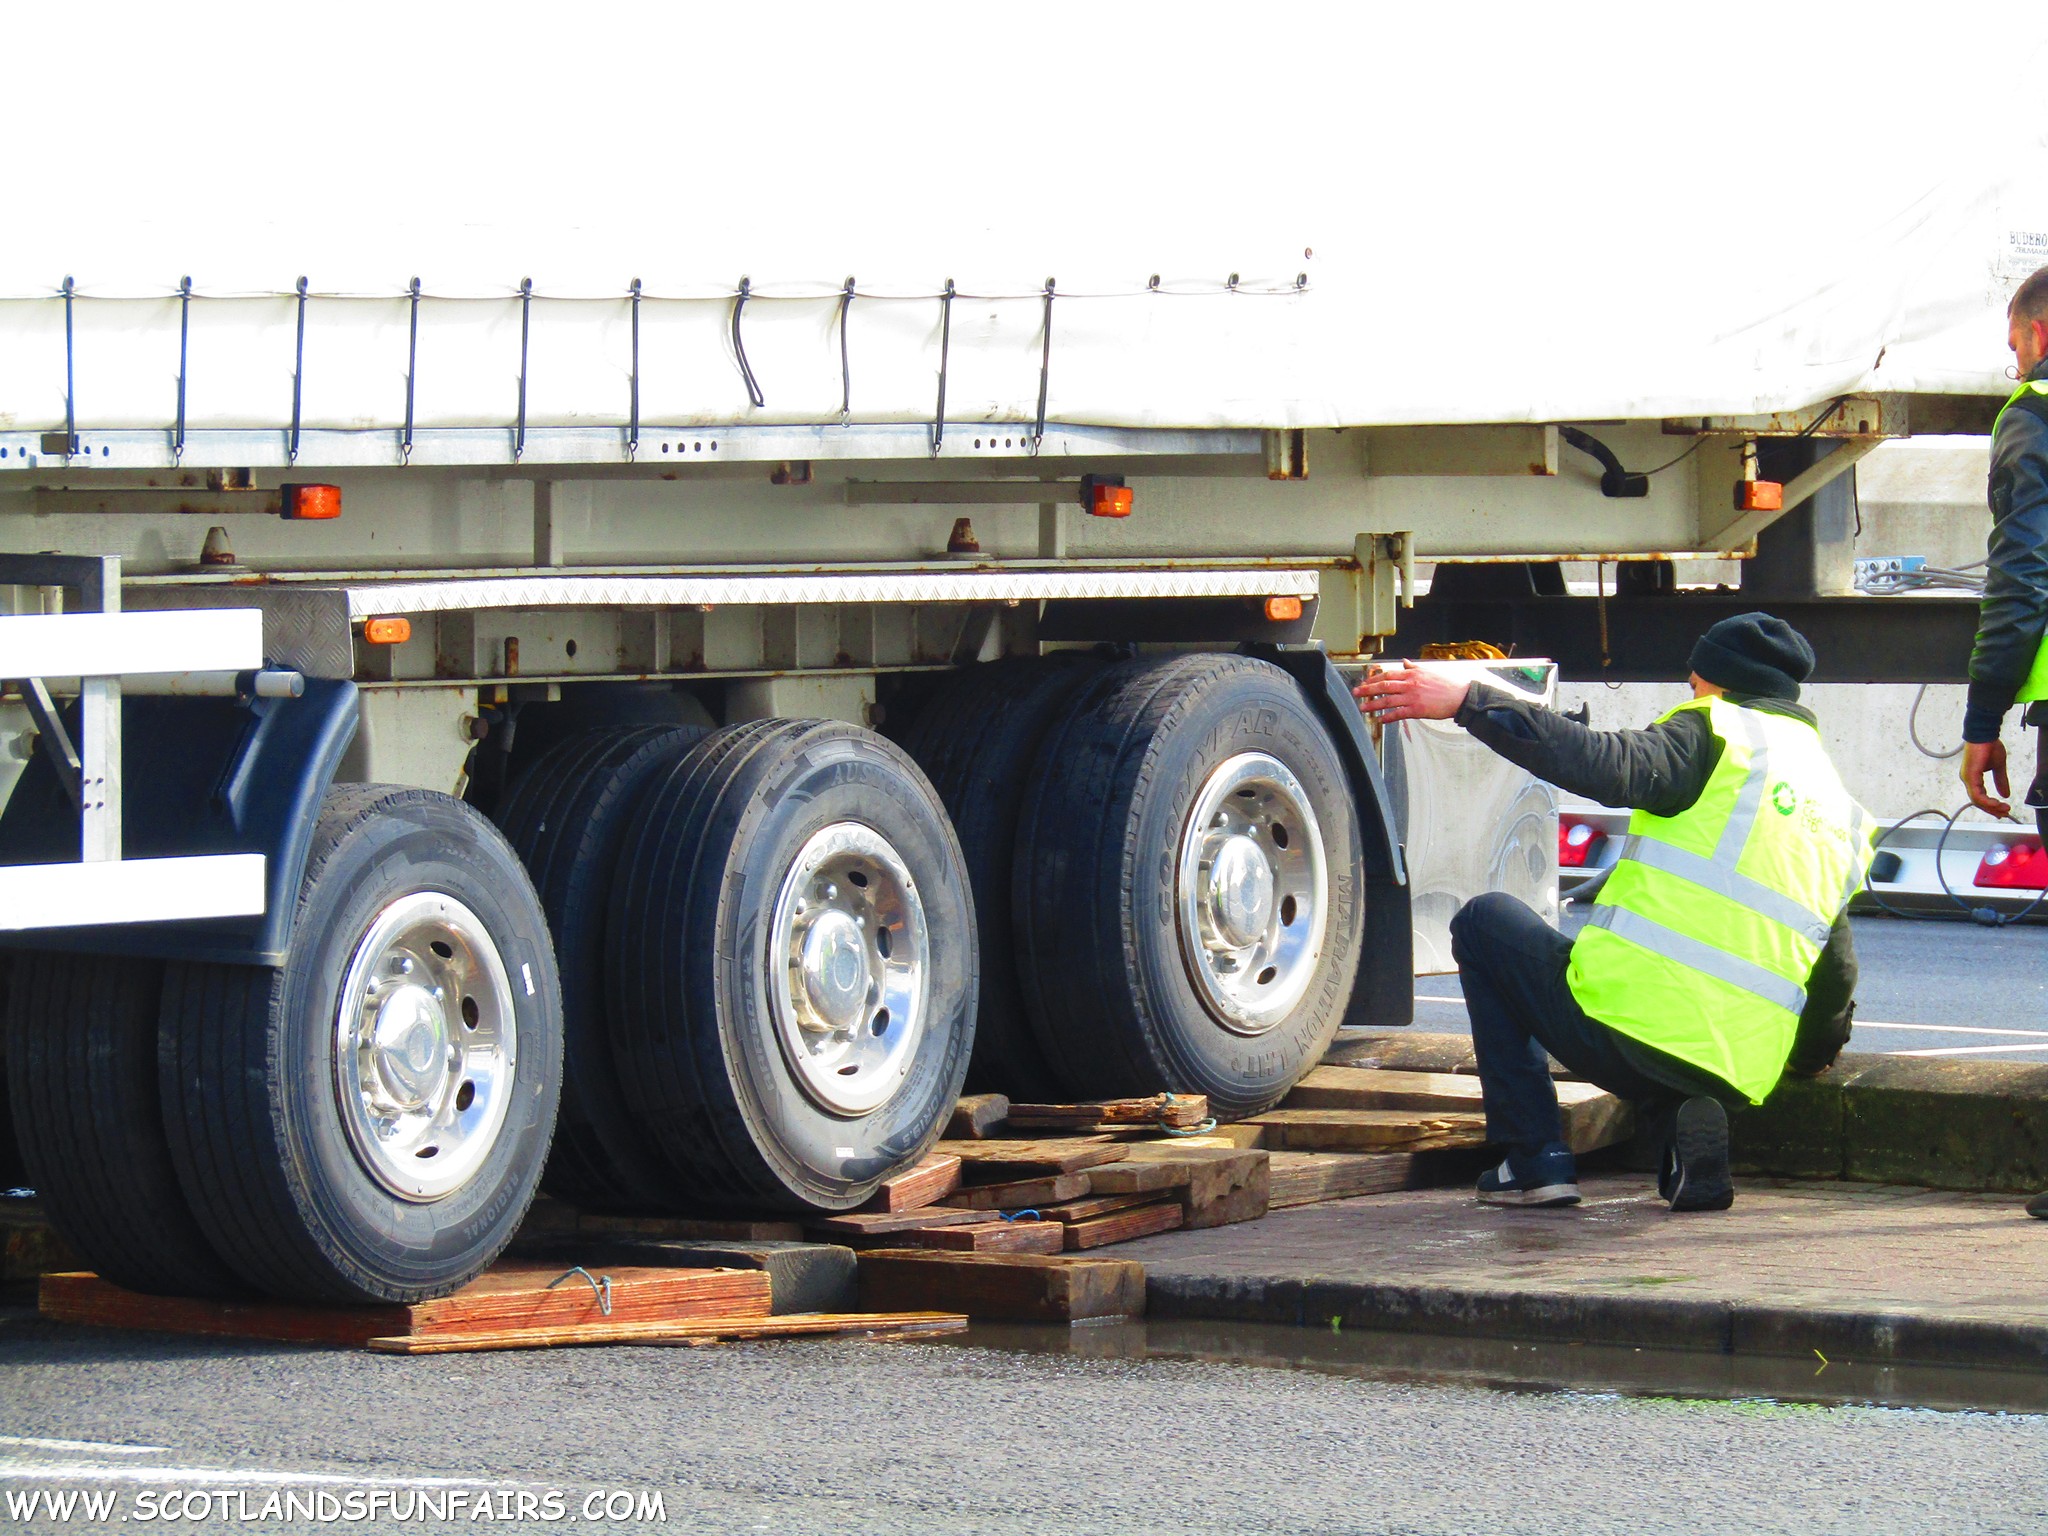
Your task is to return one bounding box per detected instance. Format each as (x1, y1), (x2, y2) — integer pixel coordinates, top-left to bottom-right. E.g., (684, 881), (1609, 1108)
(1448, 891), (1744, 1157)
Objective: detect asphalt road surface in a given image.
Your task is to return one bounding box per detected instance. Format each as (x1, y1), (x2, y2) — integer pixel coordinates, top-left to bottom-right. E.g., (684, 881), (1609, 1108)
(1417, 911), (2048, 1059)
(2, 1320), (2045, 1536)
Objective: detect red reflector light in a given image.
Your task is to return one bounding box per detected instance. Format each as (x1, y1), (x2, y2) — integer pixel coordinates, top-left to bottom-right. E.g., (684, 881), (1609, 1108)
(1734, 480), (1783, 513)
(1558, 818), (1607, 869)
(281, 482), (342, 520)
(362, 616), (412, 645)
(1975, 837), (2048, 889)
(1089, 483), (1134, 518)
(1265, 595), (1305, 623)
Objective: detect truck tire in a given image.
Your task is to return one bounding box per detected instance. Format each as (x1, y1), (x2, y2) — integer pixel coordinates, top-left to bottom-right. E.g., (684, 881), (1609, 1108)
(5, 951), (245, 1297)
(894, 655), (1100, 1099)
(161, 785), (564, 1304)
(493, 726), (706, 1211)
(1015, 653), (1365, 1117)
(609, 719), (975, 1212)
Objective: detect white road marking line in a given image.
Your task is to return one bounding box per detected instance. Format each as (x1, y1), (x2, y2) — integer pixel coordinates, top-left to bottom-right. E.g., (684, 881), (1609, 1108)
(0, 1461), (513, 1488)
(0, 1435), (166, 1454)
(1850, 1021), (2048, 1038)
(1890, 1042), (2048, 1057)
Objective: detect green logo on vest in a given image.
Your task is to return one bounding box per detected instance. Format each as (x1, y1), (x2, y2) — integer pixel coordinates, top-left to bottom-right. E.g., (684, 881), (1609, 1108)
(1771, 781), (1797, 815)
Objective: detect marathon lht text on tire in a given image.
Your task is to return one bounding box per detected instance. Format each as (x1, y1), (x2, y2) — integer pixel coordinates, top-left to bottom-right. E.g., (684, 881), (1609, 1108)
(608, 718), (976, 1213)
(6, 951), (247, 1298)
(159, 785), (564, 1304)
(1015, 653), (1365, 1116)
(493, 725), (707, 1212)
(894, 654), (1102, 1101)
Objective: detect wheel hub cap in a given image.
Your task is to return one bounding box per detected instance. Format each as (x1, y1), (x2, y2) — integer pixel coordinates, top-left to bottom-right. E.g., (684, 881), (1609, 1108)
(334, 892), (519, 1203)
(370, 984), (451, 1111)
(1208, 835), (1276, 948)
(799, 909), (873, 1033)
(1176, 752), (1330, 1036)
(768, 822), (930, 1117)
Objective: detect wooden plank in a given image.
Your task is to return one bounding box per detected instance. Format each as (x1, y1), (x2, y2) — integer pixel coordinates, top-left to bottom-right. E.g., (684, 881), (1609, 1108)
(806, 1208), (989, 1237)
(1284, 1067), (1633, 1153)
(934, 1139), (1130, 1180)
(1266, 1151), (1415, 1208)
(914, 1221), (1066, 1255)
(40, 1265), (773, 1347)
(1079, 1159), (1189, 1196)
(1006, 1094), (1209, 1131)
(1111, 1124), (1265, 1149)
(1063, 1202), (1183, 1250)
(368, 1310), (968, 1356)
(1248, 1109), (1489, 1152)
(1099, 1144), (1269, 1229)
(1030, 1191), (1162, 1224)
(856, 1251), (1147, 1323)
(859, 1154), (962, 1213)
(946, 1093), (1011, 1140)
(939, 1173), (1091, 1211)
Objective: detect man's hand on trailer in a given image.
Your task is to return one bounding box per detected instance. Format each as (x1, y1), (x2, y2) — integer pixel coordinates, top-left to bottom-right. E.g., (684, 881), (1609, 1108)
(1352, 662), (1471, 724)
(1959, 738), (2015, 819)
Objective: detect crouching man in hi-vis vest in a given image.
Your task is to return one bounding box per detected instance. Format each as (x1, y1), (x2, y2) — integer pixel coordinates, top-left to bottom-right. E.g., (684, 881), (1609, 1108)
(1355, 613), (1876, 1212)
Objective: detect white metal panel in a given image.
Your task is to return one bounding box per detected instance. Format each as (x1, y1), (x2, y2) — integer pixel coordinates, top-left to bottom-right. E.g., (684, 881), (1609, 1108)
(341, 568), (1322, 620)
(0, 853), (265, 930)
(0, 610), (262, 678)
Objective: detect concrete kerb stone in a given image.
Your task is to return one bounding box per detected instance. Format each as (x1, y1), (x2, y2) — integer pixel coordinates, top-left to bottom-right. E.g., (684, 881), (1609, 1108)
(1329, 1033), (2048, 1193)
(1145, 1270), (2048, 1370)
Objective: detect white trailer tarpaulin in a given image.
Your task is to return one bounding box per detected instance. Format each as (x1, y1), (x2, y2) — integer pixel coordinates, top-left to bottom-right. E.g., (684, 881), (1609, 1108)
(1, 5), (2043, 437)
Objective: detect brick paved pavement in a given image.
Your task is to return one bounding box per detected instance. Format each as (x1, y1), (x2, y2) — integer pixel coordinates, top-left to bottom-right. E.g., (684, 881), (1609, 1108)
(1122, 1174), (2048, 1368)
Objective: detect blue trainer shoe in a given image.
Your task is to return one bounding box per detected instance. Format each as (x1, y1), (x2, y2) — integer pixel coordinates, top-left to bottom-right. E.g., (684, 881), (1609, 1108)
(1476, 1142), (1581, 1207)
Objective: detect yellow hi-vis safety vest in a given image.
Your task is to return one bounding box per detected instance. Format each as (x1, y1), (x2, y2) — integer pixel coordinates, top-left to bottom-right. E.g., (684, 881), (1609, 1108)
(1566, 695), (1876, 1105)
(1995, 379), (2048, 704)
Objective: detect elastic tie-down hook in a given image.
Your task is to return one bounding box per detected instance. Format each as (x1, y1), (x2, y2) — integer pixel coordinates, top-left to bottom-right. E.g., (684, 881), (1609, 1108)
(401, 276), (421, 464)
(930, 278), (955, 457)
(288, 277), (309, 466)
(837, 276), (856, 426)
(626, 278), (642, 459)
(514, 277), (533, 461)
(546, 1265), (613, 1317)
(731, 277), (766, 409)
(1032, 277), (1055, 455)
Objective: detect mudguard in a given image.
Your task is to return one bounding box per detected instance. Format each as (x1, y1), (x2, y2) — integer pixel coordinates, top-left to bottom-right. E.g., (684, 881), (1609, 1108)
(0, 680), (358, 965)
(1248, 645), (1414, 1029)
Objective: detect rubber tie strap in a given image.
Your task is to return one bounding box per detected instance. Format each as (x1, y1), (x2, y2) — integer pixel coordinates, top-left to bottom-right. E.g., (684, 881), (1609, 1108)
(1000, 1209), (1041, 1222)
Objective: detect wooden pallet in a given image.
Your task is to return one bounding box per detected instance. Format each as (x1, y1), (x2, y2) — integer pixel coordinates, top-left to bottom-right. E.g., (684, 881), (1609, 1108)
(1266, 1150), (1416, 1208)
(857, 1251), (1146, 1323)
(1282, 1066), (1635, 1153)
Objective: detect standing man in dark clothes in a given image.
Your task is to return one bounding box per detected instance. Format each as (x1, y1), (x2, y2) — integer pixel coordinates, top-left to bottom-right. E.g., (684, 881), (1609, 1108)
(1355, 614), (1873, 1212)
(1958, 263), (2048, 1219)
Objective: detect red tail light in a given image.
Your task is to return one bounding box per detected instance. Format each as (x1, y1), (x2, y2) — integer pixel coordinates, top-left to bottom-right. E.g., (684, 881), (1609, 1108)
(1975, 837), (2048, 889)
(1559, 818), (1606, 869)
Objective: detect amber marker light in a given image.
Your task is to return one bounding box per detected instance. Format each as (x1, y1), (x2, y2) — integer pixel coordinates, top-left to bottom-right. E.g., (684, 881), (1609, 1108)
(1265, 595), (1305, 623)
(1734, 480), (1783, 513)
(280, 483), (343, 519)
(362, 617), (412, 645)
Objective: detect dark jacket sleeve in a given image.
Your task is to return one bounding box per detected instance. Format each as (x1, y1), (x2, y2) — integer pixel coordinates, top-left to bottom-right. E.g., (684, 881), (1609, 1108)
(1452, 685), (1717, 816)
(1965, 406), (2048, 743)
(1785, 912), (1858, 1076)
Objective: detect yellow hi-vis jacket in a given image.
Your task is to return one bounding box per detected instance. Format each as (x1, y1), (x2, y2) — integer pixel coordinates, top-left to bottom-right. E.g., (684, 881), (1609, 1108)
(1995, 378), (2048, 705)
(1566, 695), (1877, 1104)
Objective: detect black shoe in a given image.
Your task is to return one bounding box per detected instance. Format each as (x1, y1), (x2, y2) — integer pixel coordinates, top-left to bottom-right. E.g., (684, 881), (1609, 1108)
(1661, 1097), (1733, 1212)
(2027, 1191), (2048, 1220)
(1477, 1143), (1581, 1207)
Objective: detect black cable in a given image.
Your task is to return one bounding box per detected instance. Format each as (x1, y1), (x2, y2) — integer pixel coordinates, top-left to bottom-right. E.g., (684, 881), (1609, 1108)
(1862, 807), (2048, 926)
(1639, 436), (1708, 477)
(730, 277), (765, 408)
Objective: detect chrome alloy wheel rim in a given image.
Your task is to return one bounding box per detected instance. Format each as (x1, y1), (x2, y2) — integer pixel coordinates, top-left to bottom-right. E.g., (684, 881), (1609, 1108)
(1176, 752), (1329, 1035)
(767, 821), (930, 1117)
(334, 892), (518, 1202)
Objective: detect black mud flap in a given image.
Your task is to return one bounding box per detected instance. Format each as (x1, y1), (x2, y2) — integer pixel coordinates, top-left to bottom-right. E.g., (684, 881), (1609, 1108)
(0, 680), (358, 965)
(1248, 645), (1414, 1029)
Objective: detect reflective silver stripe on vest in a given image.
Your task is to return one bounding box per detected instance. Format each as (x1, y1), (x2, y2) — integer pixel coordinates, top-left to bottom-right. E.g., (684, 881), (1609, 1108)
(1843, 806), (1875, 905)
(1586, 905), (1809, 1015)
(1618, 834), (1832, 946)
(1712, 704), (1771, 863)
